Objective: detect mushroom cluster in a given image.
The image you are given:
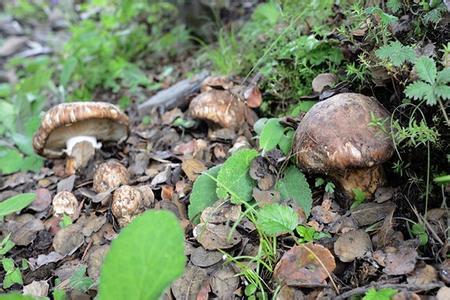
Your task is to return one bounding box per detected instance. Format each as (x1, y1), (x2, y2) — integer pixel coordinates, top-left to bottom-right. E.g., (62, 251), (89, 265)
(294, 93), (394, 199)
(33, 102), (129, 175)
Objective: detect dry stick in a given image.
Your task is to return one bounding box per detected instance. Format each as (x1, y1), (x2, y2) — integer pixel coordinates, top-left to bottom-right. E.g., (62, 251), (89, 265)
(334, 282), (444, 300)
(438, 99), (450, 127)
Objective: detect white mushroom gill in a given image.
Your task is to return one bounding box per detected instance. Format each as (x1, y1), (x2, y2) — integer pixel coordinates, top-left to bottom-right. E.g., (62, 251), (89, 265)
(65, 136), (102, 156)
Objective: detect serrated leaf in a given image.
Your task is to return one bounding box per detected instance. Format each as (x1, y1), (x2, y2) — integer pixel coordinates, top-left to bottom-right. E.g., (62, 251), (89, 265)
(216, 149), (258, 204)
(435, 84), (450, 100)
(257, 204), (298, 236)
(437, 68), (450, 83)
(0, 193), (35, 217)
(405, 81), (436, 105)
(276, 166), (312, 217)
(375, 41), (416, 67)
(415, 56), (437, 84)
(259, 118), (284, 152)
(278, 130), (294, 155)
(387, 0), (402, 13)
(98, 210), (185, 300)
(188, 165), (221, 223)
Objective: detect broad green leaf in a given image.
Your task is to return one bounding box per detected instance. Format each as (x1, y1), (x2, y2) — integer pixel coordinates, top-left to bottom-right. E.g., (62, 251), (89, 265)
(69, 265), (93, 292)
(290, 101), (316, 116)
(216, 149), (258, 204)
(278, 130), (294, 155)
(0, 148), (23, 175)
(0, 193), (36, 217)
(0, 100), (16, 132)
(415, 56), (437, 84)
(253, 118), (268, 135)
(188, 165), (221, 223)
(276, 166), (312, 217)
(257, 204), (298, 236)
(433, 174), (450, 185)
(20, 154), (44, 173)
(98, 210), (185, 300)
(60, 57), (77, 87)
(259, 118), (284, 152)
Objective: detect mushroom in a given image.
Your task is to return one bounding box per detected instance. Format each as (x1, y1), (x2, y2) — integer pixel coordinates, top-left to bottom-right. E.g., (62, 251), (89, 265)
(111, 185), (143, 227)
(33, 102), (129, 175)
(93, 160), (130, 194)
(294, 93), (393, 199)
(189, 89), (248, 129)
(312, 73), (337, 93)
(52, 191), (78, 218)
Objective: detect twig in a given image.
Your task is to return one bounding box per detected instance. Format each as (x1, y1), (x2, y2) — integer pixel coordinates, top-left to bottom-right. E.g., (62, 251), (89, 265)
(335, 282), (444, 300)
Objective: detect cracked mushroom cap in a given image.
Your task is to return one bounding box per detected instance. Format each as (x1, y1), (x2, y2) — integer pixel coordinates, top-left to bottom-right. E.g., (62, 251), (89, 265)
(112, 185), (143, 227)
(93, 160), (130, 193)
(188, 89), (248, 129)
(294, 93), (393, 173)
(33, 102), (129, 158)
(52, 191), (78, 218)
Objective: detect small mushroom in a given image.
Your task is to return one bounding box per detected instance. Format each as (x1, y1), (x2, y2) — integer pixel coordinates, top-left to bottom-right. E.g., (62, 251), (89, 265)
(111, 185), (143, 227)
(33, 102), (129, 175)
(52, 191), (78, 218)
(93, 160), (130, 194)
(294, 93), (393, 199)
(312, 73), (337, 93)
(189, 89), (248, 129)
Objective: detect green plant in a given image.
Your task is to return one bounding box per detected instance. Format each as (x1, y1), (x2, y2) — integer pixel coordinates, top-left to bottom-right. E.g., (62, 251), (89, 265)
(69, 265), (94, 292)
(411, 223), (429, 245)
(1, 258), (23, 289)
(296, 225), (331, 243)
(254, 118), (295, 154)
(375, 41), (416, 67)
(59, 213), (73, 229)
(363, 287), (397, 300)
(0, 235), (15, 257)
(315, 178), (336, 194)
(98, 210), (185, 300)
(405, 57), (449, 125)
(276, 166), (312, 217)
(351, 188), (366, 209)
(257, 204), (298, 236)
(0, 193), (35, 218)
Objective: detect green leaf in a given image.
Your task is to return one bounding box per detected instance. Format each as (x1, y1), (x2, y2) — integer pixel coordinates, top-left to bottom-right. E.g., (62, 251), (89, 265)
(405, 81), (436, 105)
(60, 57), (77, 87)
(188, 165), (221, 223)
(363, 288), (397, 300)
(0, 100), (16, 132)
(216, 149), (258, 204)
(0, 193), (36, 218)
(387, 0), (402, 13)
(69, 265), (93, 292)
(290, 101), (316, 116)
(253, 118), (268, 135)
(0, 295), (35, 300)
(433, 174), (450, 185)
(259, 118), (284, 152)
(0, 235), (15, 256)
(278, 130), (294, 155)
(257, 204), (298, 236)
(437, 68), (450, 83)
(98, 210), (186, 300)
(2, 258), (23, 289)
(0, 148), (23, 175)
(415, 56), (437, 84)
(435, 84), (450, 100)
(276, 166), (312, 217)
(375, 41), (416, 67)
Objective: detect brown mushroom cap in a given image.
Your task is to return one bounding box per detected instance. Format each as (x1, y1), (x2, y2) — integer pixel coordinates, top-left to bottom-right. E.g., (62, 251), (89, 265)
(312, 73), (337, 93)
(112, 185), (143, 227)
(189, 89), (247, 129)
(294, 93), (393, 174)
(33, 102), (129, 158)
(93, 160), (130, 194)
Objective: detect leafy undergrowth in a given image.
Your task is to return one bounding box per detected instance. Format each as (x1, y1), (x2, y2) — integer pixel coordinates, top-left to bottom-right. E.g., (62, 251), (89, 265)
(0, 1), (449, 300)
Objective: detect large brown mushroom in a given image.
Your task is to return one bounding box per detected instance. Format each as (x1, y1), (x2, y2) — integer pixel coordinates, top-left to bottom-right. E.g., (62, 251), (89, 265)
(33, 102), (129, 174)
(294, 93), (393, 199)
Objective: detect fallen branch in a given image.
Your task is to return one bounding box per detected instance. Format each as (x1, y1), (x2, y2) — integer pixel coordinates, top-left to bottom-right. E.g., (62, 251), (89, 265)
(138, 70), (209, 114)
(335, 282), (444, 299)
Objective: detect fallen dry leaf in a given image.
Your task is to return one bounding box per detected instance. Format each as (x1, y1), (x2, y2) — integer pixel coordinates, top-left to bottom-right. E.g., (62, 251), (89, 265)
(30, 188), (52, 212)
(23, 280), (49, 297)
(407, 264), (437, 285)
(273, 243), (336, 286)
(351, 201), (396, 226)
(311, 198), (340, 224)
(87, 245), (110, 280)
(210, 264), (239, 299)
(6, 214), (44, 246)
(200, 200), (241, 224)
(194, 223), (242, 250)
(244, 85), (262, 108)
(190, 246), (223, 268)
(373, 240), (418, 275)
(29, 252), (64, 269)
(171, 264), (208, 300)
(52, 224), (84, 256)
(276, 285), (305, 300)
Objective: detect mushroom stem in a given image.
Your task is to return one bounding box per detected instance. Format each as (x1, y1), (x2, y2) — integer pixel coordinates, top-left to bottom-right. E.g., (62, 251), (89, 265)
(332, 165), (385, 199)
(64, 136), (102, 175)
